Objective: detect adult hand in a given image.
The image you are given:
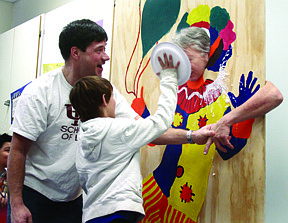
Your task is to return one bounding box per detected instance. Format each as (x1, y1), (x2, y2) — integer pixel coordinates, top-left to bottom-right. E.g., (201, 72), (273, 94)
(203, 118), (233, 155)
(11, 204), (33, 223)
(191, 124), (215, 145)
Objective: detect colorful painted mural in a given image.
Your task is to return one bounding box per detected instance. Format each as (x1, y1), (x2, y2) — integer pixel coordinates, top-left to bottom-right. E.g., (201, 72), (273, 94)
(112, 0), (266, 222)
(122, 2), (261, 223)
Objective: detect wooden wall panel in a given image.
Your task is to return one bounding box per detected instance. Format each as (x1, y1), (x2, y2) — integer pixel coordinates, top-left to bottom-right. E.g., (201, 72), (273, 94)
(111, 0), (265, 222)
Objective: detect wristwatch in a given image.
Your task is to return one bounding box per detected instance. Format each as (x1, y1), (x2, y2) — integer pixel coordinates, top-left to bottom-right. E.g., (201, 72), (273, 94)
(186, 130), (195, 144)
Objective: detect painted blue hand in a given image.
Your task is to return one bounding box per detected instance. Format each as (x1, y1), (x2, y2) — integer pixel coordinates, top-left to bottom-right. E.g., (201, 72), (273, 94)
(228, 71), (260, 108)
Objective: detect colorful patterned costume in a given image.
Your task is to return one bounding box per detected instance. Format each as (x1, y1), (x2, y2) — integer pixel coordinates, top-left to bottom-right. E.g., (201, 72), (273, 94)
(133, 4), (257, 222)
(141, 77), (255, 222)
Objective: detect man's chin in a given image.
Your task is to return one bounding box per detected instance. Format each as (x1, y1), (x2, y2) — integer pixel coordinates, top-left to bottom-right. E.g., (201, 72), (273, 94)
(93, 71), (101, 77)
(96, 70), (103, 77)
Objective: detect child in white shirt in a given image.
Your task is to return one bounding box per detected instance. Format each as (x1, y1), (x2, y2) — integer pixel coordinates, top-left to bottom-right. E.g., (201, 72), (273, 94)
(69, 54), (212, 223)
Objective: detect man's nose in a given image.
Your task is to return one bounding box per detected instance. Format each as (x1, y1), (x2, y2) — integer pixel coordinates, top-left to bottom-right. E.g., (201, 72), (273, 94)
(103, 52), (110, 61)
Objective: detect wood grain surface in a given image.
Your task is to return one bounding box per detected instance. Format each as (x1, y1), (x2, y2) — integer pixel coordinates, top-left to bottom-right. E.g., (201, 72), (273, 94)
(111, 0), (265, 222)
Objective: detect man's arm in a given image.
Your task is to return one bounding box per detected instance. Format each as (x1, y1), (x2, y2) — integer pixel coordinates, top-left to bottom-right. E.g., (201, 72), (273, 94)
(7, 132), (33, 223)
(204, 80), (283, 154)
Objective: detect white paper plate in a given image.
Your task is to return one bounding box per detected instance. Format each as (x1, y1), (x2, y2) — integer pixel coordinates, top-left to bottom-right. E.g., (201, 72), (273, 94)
(151, 42), (191, 86)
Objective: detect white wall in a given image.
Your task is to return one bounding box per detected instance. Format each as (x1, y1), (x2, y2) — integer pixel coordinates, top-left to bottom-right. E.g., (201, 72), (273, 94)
(0, 16), (41, 134)
(0, 29), (14, 133)
(265, 0), (288, 222)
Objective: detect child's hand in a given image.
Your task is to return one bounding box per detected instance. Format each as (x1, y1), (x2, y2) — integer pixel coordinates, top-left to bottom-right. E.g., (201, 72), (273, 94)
(156, 53), (180, 75)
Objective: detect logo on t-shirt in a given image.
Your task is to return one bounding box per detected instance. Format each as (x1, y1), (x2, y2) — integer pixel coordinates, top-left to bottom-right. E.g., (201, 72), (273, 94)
(60, 104), (80, 141)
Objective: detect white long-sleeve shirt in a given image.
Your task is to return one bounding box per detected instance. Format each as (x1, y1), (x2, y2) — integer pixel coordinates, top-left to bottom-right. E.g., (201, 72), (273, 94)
(76, 69), (178, 222)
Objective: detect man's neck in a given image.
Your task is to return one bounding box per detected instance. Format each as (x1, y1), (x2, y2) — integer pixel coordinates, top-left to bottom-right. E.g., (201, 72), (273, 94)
(62, 65), (81, 86)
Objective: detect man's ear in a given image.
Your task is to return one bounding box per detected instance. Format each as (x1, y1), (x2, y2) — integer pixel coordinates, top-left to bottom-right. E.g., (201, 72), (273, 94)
(71, 46), (81, 60)
(102, 94), (108, 107)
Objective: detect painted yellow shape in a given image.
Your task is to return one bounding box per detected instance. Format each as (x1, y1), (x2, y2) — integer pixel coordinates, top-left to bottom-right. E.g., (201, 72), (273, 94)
(173, 112), (184, 128)
(167, 93), (229, 221)
(43, 63), (64, 74)
(187, 5), (211, 25)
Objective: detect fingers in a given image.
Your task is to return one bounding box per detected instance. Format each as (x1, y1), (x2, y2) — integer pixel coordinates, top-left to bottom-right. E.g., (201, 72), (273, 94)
(204, 138), (213, 155)
(175, 60), (180, 69)
(207, 130), (215, 137)
(157, 53), (180, 70)
(214, 141), (228, 153)
(246, 70), (253, 86)
(250, 76), (257, 89)
(165, 53), (169, 65)
(219, 136), (234, 149)
(168, 54), (180, 69)
(158, 56), (165, 68)
(254, 84), (260, 94)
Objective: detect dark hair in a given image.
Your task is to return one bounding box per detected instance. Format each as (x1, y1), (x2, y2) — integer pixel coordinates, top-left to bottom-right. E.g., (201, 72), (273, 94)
(70, 76), (113, 122)
(0, 133), (12, 148)
(59, 19), (108, 60)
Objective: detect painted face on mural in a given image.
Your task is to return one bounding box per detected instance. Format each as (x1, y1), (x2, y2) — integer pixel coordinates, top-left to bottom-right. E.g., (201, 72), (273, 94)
(185, 46), (209, 82)
(79, 40), (110, 77)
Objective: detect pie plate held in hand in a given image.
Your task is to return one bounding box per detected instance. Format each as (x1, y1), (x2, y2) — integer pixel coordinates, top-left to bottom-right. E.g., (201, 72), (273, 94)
(151, 42), (191, 86)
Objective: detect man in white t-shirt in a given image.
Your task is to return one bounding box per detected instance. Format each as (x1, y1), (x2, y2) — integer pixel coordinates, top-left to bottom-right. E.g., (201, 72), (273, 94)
(7, 19), (138, 223)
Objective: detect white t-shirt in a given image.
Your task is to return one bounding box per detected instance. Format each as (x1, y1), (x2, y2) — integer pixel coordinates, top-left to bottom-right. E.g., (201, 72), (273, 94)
(10, 67), (137, 201)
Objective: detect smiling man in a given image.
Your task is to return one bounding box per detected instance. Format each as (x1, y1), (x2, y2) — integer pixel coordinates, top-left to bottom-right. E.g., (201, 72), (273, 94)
(7, 19), (114, 223)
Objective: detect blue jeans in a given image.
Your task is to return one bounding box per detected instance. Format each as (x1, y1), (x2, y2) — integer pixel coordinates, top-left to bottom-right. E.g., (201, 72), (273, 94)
(7, 185), (82, 223)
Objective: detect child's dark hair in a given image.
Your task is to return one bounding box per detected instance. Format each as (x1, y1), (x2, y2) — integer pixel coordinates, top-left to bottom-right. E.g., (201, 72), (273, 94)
(0, 133), (12, 148)
(70, 76), (113, 122)
(59, 19), (108, 60)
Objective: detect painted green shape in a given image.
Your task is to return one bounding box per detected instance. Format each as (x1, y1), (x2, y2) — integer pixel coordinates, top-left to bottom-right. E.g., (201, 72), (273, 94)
(176, 12), (190, 33)
(141, 0), (181, 58)
(210, 6), (230, 32)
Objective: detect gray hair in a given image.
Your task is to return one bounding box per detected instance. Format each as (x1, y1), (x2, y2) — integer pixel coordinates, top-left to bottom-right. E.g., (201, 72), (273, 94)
(172, 27), (210, 55)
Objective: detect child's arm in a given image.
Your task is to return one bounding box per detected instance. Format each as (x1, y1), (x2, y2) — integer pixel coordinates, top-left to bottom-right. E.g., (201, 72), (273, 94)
(123, 54), (179, 148)
(151, 125), (215, 145)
